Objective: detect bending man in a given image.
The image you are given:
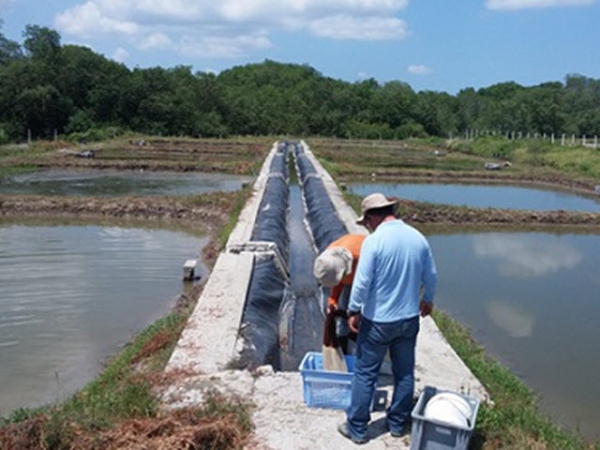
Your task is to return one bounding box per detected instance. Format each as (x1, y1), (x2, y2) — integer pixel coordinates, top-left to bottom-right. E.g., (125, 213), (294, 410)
(313, 233), (366, 354)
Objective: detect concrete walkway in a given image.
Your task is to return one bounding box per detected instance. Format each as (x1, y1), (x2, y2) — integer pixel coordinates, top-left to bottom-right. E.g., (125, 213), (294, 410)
(163, 141), (488, 449)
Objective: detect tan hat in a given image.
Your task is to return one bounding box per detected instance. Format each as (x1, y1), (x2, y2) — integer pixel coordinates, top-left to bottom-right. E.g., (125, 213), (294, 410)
(356, 193), (398, 225)
(313, 247), (353, 287)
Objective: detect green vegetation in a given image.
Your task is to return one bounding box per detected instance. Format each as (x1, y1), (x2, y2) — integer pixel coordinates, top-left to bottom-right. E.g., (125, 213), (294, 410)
(1, 22), (600, 142)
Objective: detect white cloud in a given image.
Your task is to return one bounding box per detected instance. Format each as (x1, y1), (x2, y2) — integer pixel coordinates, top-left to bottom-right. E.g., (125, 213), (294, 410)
(472, 234), (582, 278)
(138, 32), (172, 50)
(486, 0), (595, 10)
(111, 47), (129, 63)
(55, 2), (139, 37)
(408, 64), (432, 75)
(309, 15), (407, 40)
(53, 0), (410, 60)
(177, 32), (272, 58)
(135, 0), (206, 19)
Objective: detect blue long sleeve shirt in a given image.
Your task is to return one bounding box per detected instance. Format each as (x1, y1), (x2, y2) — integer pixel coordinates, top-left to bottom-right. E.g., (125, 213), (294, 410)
(348, 219), (437, 322)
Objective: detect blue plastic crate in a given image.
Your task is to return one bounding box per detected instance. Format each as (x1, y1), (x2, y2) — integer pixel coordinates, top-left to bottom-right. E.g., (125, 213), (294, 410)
(298, 351), (356, 410)
(410, 386), (480, 450)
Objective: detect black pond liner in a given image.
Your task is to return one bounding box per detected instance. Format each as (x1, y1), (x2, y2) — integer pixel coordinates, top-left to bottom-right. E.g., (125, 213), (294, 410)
(295, 152), (318, 184)
(294, 148), (347, 253)
(238, 254), (287, 369)
(240, 164), (290, 368)
(270, 144), (289, 178)
(250, 175), (290, 262)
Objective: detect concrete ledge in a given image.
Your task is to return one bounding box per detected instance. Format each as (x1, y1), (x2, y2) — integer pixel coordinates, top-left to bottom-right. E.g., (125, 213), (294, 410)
(166, 251), (253, 374)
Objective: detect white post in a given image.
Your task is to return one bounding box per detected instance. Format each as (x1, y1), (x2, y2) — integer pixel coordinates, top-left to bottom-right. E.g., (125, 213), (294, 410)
(561, 134), (566, 146)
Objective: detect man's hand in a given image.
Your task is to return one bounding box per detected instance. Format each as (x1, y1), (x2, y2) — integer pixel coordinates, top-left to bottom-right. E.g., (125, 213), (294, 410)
(326, 303), (337, 315)
(420, 300), (434, 317)
(348, 313), (361, 334)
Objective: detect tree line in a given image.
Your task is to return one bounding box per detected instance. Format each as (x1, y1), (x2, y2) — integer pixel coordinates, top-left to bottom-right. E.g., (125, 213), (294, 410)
(1, 22), (600, 143)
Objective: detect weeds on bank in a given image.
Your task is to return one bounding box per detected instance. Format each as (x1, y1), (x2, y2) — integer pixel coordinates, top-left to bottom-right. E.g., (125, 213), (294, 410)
(432, 310), (598, 450)
(449, 136), (600, 180)
(216, 183), (254, 251)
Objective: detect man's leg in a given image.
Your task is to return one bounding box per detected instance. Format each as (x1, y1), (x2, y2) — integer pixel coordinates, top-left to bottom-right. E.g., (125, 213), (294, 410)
(345, 318), (387, 440)
(386, 316), (419, 434)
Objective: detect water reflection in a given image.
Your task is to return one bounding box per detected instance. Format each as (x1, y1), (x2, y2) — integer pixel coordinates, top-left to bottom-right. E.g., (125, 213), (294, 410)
(428, 231), (600, 441)
(472, 234), (582, 278)
(0, 225), (207, 416)
(349, 182), (600, 212)
(0, 169), (253, 197)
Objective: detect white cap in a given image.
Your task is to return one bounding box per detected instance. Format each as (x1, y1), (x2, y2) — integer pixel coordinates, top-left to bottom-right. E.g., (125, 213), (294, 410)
(313, 247), (353, 287)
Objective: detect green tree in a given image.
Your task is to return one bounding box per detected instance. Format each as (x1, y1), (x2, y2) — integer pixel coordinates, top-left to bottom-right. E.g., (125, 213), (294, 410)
(0, 19), (23, 64)
(22, 25), (61, 61)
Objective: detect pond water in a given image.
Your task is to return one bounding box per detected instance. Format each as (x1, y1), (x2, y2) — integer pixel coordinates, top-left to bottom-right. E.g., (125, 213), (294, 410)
(428, 231), (600, 442)
(349, 182), (600, 212)
(0, 224), (206, 417)
(0, 169), (253, 196)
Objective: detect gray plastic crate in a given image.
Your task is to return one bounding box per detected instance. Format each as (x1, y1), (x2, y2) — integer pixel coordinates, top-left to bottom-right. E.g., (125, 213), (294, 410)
(410, 386), (480, 450)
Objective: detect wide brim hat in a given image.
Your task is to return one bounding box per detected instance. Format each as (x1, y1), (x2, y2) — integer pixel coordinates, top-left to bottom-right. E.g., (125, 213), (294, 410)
(356, 193), (398, 225)
(313, 247), (353, 287)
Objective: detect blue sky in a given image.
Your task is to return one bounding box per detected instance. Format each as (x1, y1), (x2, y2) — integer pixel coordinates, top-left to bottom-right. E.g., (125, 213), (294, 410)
(1, 0), (598, 94)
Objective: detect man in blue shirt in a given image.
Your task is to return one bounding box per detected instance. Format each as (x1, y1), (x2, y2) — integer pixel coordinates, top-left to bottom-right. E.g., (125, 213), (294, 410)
(338, 193), (438, 445)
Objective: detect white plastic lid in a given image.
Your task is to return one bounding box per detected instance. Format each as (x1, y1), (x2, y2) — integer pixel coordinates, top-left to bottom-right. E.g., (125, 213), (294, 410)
(423, 392), (472, 428)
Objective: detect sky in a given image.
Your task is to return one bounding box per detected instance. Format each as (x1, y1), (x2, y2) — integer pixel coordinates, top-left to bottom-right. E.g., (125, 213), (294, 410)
(0, 0), (599, 95)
